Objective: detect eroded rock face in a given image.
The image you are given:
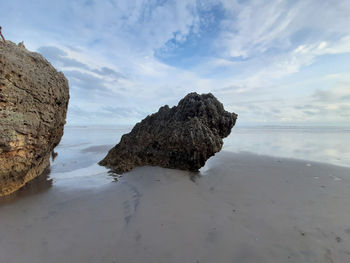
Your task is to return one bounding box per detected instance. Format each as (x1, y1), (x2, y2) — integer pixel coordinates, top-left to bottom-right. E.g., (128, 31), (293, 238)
(0, 41), (69, 196)
(99, 92), (237, 173)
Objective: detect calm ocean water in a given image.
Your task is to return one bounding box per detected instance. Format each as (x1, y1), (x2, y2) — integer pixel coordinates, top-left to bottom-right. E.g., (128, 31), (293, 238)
(52, 125), (350, 179)
(225, 125), (350, 167)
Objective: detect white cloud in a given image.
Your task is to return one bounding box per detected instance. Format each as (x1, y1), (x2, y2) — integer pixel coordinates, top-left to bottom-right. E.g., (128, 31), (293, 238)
(2, 0), (350, 125)
(218, 0), (350, 58)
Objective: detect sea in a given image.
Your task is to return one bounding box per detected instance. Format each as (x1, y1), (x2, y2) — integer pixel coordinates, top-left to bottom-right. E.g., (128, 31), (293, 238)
(41, 124), (350, 190)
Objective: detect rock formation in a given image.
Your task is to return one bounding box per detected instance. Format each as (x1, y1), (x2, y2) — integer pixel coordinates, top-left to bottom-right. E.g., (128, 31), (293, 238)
(0, 41), (69, 196)
(99, 92), (237, 173)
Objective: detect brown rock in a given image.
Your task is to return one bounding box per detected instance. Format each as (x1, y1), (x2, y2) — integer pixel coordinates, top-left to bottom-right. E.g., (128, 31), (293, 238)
(0, 41), (69, 196)
(99, 92), (237, 173)
(17, 41), (25, 49)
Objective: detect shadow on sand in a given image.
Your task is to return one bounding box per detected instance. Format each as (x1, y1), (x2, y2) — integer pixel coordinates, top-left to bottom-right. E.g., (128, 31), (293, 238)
(0, 167), (53, 206)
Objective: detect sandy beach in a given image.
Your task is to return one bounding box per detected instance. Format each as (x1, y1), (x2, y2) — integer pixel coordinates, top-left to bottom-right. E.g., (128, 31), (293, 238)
(1, 144), (350, 262)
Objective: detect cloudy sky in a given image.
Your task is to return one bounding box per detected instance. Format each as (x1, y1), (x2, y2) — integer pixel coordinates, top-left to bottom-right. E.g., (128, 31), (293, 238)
(2, 0), (350, 125)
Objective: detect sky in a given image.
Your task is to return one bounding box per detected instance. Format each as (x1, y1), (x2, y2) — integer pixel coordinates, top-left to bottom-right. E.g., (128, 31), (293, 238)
(1, 0), (350, 126)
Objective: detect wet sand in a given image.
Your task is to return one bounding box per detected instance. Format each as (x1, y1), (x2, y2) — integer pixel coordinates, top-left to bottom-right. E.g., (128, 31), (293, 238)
(1, 151), (350, 263)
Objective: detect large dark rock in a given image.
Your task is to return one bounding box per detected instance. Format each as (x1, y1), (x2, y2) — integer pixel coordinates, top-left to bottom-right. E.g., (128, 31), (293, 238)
(0, 41), (69, 196)
(99, 92), (237, 173)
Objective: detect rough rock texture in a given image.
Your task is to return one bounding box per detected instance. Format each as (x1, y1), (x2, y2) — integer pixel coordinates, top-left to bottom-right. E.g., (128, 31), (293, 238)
(0, 41), (69, 196)
(100, 92), (237, 173)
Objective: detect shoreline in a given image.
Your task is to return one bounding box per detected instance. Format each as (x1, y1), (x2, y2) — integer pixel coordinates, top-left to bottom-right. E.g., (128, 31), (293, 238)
(1, 150), (350, 204)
